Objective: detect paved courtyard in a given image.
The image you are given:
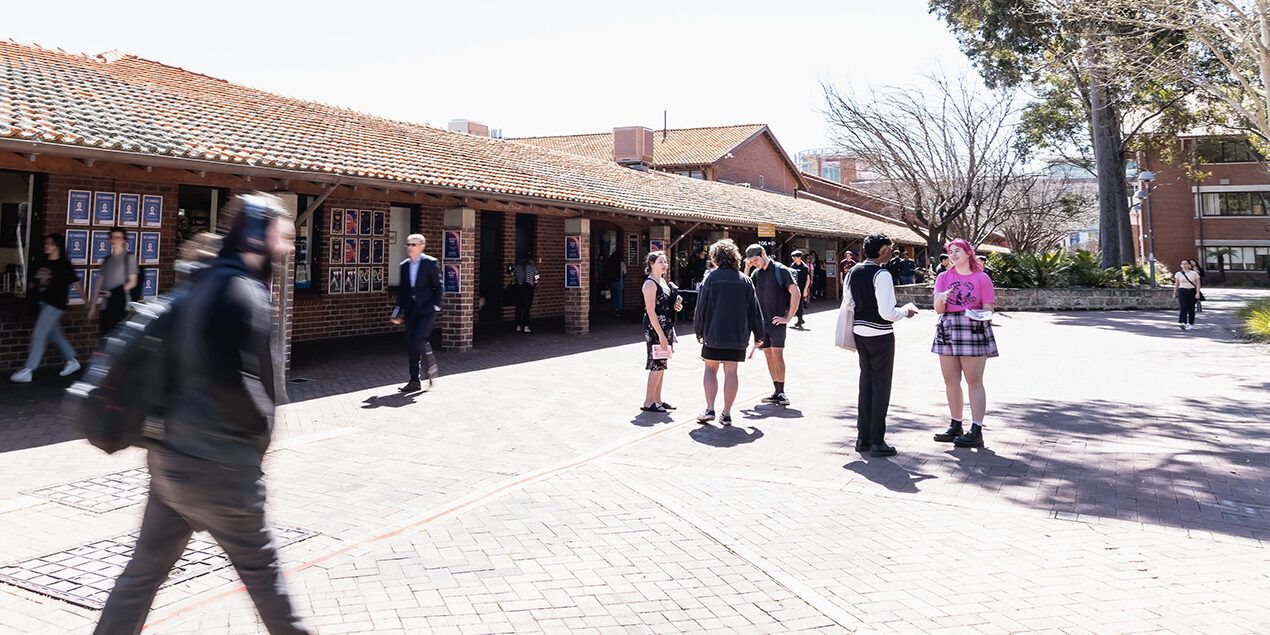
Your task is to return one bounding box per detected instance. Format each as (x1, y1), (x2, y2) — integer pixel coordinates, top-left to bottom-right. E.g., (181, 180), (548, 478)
(1, 290), (1268, 634)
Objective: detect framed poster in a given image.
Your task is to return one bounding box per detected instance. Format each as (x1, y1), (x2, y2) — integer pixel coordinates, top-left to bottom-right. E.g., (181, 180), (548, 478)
(344, 209), (359, 236)
(89, 269), (102, 303)
(344, 238), (357, 265)
(627, 233), (639, 265)
(565, 235), (581, 261)
(142, 269), (159, 299)
(329, 208), (344, 236)
(139, 232), (160, 265)
(68, 270), (86, 305)
(327, 267), (342, 294)
(126, 231), (138, 256)
(93, 192), (116, 226)
(443, 230), (461, 260)
(649, 239), (665, 254)
(357, 267), (371, 293)
(66, 229), (89, 266)
(67, 190), (91, 225)
(141, 195), (163, 228)
(90, 230), (111, 266)
(118, 193), (141, 227)
(565, 263), (582, 288)
(372, 267), (385, 292)
(373, 211), (386, 236)
(372, 239), (385, 265)
(359, 210), (373, 236)
(329, 238), (342, 264)
(343, 268), (356, 294)
(359, 238), (371, 265)
(443, 263), (460, 294)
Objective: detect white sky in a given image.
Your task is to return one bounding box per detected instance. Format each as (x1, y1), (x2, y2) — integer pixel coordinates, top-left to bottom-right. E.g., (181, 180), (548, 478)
(7, 0), (976, 158)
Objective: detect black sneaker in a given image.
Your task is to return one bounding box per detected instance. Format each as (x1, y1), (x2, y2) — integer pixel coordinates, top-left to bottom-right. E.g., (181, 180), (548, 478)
(639, 404), (668, 413)
(868, 443), (898, 457)
(697, 409), (715, 423)
(854, 439), (870, 452)
(659, 402), (677, 410)
(773, 392), (790, 406)
(719, 413), (733, 426)
(933, 420), (963, 443)
(953, 427), (984, 448)
(761, 393), (781, 403)
(399, 381), (422, 392)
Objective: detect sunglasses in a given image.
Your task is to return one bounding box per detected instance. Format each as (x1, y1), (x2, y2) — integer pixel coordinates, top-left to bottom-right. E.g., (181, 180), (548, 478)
(407, 242), (422, 247)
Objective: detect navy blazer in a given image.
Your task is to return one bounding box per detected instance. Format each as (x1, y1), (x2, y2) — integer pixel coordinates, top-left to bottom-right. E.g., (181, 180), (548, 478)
(396, 254), (442, 318)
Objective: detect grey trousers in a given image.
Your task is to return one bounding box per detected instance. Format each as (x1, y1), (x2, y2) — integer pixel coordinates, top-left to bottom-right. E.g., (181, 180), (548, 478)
(95, 446), (308, 635)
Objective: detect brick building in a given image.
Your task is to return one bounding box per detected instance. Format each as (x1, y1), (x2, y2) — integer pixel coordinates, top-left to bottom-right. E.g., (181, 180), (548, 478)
(0, 41), (922, 374)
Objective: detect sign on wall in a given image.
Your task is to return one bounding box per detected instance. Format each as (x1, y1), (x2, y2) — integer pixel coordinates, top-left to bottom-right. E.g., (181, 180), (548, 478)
(565, 263), (582, 289)
(139, 232), (161, 265)
(68, 270), (85, 305)
(67, 190), (91, 226)
(141, 195), (163, 228)
(142, 269), (159, 299)
(444, 230), (461, 260)
(93, 192), (116, 226)
(443, 263), (461, 294)
(90, 230), (110, 266)
(627, 233), (639, 265)
(649, 239), (665, 254)
(565, 235), (581, 261)
(66, 230), (89, 266)
(118, 193), (141, 227)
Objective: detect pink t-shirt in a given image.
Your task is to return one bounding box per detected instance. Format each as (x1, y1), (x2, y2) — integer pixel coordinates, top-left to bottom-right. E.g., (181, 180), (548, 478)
(935, 270), (996, 312)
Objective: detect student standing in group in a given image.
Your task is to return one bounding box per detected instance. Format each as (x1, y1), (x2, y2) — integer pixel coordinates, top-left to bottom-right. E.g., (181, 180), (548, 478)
(1174, 259), (1201, 331)
(10, 233), (88, 383)
(788, 250), (811, 329)
(845, 234), (918, 456)
(391, 234), (442, 392)
(693, 239), (765, 425)
(931, 239), (999, 449)
(640, 251), (682, 413)
(97, 226), (139, 336)
(933, 254), (950, 276)
(510, 254), (540, 332)
(745, 244), (800, 406)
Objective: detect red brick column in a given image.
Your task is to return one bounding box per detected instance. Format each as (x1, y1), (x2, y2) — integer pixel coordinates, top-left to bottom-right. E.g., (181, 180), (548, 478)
(565, 218), (590, 335)
(271, 250), (296, 376)
(440, 207), (476, 352)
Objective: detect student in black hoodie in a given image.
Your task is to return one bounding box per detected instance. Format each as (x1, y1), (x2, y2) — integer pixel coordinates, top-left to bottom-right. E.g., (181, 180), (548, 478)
(693, 239), (765, 426)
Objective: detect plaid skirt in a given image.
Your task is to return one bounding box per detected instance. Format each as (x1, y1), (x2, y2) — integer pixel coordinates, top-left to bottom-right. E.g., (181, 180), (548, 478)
(931, 312), (999, 357)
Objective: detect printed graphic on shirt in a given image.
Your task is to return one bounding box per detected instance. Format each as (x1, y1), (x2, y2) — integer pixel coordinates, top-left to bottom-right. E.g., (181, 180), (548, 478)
(945, 279), (976, 308)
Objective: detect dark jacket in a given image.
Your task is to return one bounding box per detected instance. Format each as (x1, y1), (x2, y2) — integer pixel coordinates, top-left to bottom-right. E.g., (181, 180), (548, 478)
(693, 268), (765, 350)
(163, 256), (280, 466)
(396, 254), (442, 318)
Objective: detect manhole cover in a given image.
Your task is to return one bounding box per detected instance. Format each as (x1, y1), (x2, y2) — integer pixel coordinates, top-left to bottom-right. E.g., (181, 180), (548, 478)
(0, 525), (316, 609)
(25, 468), (150, 513)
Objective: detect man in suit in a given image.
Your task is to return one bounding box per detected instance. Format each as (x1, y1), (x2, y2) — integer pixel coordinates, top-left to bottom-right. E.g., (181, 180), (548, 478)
(390, 233), (442, 392)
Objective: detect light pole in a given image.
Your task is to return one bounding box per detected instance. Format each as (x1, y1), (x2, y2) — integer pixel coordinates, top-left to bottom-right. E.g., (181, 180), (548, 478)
(1136, 170), (1157, 287)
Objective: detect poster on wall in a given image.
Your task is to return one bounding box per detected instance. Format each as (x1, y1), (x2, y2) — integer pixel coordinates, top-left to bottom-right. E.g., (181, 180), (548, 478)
(126, 231), (138, 256)
(141, 195), (163, 228)
(142, 269), (159, 299)
(359, 210), (373, 236)
(359, 239), (371, 265)
(344, 209), (359, 236)
(649, 239), (665, 254)
(329, 238), (342, 264)
(373, 211), (385, 236)
(373, 239), (385, 265)
(372, 267), (385, 292)
(328, 267), (342, 294)
(343, 268), (356, 293)
(90, 230), (111, 266)
(357, 267), (371, 293)
(66, 230), (89, 266)
(443, 263), (460, 294)
(68, 270), (86, 305)
(565, 263), (582, 288)
(565, 235), (581, 261)
(443, 230), (461, 260)
(139, 232), (160, 265)
(329, 208), (343, 236)
(93, 192), (116, 226)
(89, 269), (102, 304)
(118, 193), (141, 227)
(67, 190), (91, 226)
(627, 233), (639, 265)
(344, 238), (357, 265)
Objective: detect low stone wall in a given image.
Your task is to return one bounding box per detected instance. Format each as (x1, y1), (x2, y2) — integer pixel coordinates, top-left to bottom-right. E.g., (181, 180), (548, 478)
(893, 286), (1176, 311)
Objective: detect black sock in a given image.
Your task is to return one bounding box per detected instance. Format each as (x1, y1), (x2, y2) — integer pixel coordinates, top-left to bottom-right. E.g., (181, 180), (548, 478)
(951, 418), (963, 426)
(774, 381), (784, 394)
(970, 422), (982, 433)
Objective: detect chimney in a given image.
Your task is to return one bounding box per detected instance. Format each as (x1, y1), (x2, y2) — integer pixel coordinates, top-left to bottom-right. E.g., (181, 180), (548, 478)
(613, 126), (655, 168)
(448, 119), (491, 137)
(840, 158), (860, 183)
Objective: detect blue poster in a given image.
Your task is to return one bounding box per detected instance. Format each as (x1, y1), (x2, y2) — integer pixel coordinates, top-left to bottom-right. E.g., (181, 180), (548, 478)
(141, 195), (163, 228)
(329, 208), (343, 236)
(68, 270), (85, 305)
(66, 230), (89, 266)
(126, 231), (138, 256)
(142, 269), (158, 299)
(373, 211), (385, 236)
(565, 235), (581, 261)
(359, 239), (371, 265)
(118, 193), (141, 227)
(93, 192), (116, 226)
(139, 232), (160, 265)
(444, 263), (460, 294)
(373, 239), (385, 265)
(89, 269), (102, 302)
(90, 230), (110, 266)
(565, 263), (582, 288)
(67, 190), (91, 226)
(443, 230), (461, 260)
(359, 210), (373, 236)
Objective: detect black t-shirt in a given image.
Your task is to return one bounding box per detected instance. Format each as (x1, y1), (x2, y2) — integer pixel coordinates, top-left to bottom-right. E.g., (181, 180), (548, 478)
(751, 261), (794, 320)
(789, 262), (810, 289)
(31, 257), (76, 310)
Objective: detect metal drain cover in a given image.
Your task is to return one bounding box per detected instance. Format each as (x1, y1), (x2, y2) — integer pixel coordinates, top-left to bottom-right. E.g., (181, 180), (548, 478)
(25, 467), (150, 513)
(0, 525), (316, 609)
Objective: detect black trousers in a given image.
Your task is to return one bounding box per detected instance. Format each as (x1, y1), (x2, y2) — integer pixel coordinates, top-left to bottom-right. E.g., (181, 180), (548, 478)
(99, 287), (128, 337)
(96, 447), (308, 635)
(515, 283), (535, 328)
(855, 333), (896, 446)
(1177, 288), (1198, 325)
(406, 306), (438, 382)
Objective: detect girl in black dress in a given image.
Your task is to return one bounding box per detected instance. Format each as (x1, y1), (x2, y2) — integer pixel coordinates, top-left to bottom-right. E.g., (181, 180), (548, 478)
(640, 251), (682, 412)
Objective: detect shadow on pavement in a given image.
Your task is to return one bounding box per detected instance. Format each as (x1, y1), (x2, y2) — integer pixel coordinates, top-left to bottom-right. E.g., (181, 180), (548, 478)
(843, 457), (936, 493)
(630, 411), (674, 427)
(689, 424), (764, 448)
(738, 404), (804, 420)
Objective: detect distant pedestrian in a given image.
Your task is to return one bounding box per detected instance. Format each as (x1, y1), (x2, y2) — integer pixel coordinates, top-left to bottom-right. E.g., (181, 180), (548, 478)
(9, 233), (87, 383)
(934, 254), (950, 276)
(96, 226), (139, 336)
(603, 249), (627, 316)
(1187, 258), (1205, 311)
(693, 239), (765, 426)
(510, 254), (540, 332)
(931, 238), (999, 449)
(745, 244), (801, 406)
(811, 250), (828, 300)
(1174, 259), (1201, 331)
(839, 251), (857, 279)
(788, 250), (811, 329)
(897, 253), (917, 285)
(845, 234), (918, 456)
(95, 193), (310, 635)
(640, 251), (682, 413)
(391, 233), (442, 392)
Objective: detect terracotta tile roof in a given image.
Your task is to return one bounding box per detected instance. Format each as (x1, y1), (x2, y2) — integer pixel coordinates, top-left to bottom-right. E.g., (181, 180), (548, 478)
(512, 124), (769, 167)
(0, 41), (920, 243)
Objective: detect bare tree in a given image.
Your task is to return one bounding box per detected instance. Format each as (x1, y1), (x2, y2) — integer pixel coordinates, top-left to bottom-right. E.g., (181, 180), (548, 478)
(823, 74), (1027, 257)
(999, 175), (1098, 252)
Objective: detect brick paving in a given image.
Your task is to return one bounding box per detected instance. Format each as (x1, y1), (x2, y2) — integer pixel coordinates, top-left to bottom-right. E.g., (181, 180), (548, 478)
(0, 291), (1268, 633)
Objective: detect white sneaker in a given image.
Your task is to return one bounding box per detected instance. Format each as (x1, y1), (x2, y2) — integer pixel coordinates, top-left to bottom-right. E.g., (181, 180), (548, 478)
(59, 359), (81, 376)
(523, 326), (532, 333)
(9, 368), (33, 383)
(515, 326), (522, 332)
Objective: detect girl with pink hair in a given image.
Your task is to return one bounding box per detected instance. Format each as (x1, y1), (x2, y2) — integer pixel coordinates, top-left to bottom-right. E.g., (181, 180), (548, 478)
(931, 239), (999, 448)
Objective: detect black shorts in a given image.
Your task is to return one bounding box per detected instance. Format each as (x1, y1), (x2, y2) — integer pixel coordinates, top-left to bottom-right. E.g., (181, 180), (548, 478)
(701, 345), (746, 362)
(758, 324), (787, 349)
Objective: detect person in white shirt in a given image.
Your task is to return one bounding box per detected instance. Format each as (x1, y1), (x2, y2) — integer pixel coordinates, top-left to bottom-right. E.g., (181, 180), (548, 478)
(842, 234), (918, 457)
(1174, 259), (1202, 330)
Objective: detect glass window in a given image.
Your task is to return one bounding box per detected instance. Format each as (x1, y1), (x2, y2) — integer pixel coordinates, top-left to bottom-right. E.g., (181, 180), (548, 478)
(1205, 245), (1270, 270)
(177, 185), (228, 242)
(1201, 192), (1270, 216)
(820, 162), (841, 183)
(0, 170), (35, 298)
(1197, 137), (1263, 163)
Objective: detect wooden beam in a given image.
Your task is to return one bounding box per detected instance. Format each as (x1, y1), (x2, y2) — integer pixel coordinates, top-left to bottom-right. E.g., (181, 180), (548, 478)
(79, 158), (96, 168)
(666, 222), (703, 250)
(296, 179), (342, 228)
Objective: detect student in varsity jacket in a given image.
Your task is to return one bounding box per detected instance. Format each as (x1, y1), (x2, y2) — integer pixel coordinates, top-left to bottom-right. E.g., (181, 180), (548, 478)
(843, 234), (918, 457)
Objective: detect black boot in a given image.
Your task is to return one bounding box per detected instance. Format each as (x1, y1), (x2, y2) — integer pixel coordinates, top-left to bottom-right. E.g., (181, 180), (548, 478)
(933, 419), (963, 443)
(953, 424), (984, 448)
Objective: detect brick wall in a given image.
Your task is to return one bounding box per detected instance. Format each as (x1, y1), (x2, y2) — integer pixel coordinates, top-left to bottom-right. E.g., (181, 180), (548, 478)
(712, 132), (801, 195)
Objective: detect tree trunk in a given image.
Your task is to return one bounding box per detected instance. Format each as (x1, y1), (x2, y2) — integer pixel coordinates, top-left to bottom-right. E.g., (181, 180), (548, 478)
(1088, 76), (1130, 267)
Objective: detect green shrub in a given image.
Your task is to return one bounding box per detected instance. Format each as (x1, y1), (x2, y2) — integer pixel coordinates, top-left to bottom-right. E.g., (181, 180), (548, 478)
(984, 249), (1170, 289)
(1235, 298), (1270, 341)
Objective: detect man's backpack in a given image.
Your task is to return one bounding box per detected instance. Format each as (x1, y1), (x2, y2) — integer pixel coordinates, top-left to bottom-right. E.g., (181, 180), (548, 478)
(64, 288), (185, 454)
